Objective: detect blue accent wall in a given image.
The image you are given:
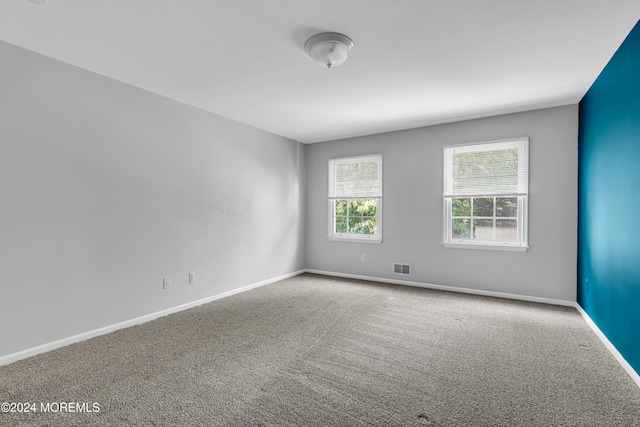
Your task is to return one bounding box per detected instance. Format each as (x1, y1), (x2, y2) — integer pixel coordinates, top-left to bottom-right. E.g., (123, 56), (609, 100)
(579, 20), (640, 375)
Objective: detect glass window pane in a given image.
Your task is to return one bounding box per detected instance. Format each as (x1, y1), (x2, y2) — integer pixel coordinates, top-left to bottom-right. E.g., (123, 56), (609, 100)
(348, 217), (364, 234)
(332, 199), (379, 235)
(347, 199), (377, 216)
(473, 198), (494, 217)
(362, 199), (377, 216)
(473, 219), (493, 240)
(452, 218), (470, 239)
(496, 219), (518, 242)
(361, 217), (377, 235)
(348, 200), (360, 216)
(496, 197), (517, 217)
(452, 198), (471, 216)
(349, 217), (362, 234)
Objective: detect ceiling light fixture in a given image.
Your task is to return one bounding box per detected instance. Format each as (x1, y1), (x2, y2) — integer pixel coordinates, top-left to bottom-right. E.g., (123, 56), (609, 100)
(304, 32), (354, 69)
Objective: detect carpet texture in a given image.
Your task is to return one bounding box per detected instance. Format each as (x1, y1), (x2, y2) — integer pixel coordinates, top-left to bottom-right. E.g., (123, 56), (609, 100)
(1, 273), (639, 426)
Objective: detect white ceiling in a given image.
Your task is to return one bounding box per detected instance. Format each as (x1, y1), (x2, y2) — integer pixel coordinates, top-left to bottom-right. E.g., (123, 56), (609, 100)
(1, 1), (639, 143)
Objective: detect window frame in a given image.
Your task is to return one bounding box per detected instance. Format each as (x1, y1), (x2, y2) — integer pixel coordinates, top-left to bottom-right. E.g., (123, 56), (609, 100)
(328, 154), (383, 243)
(442, 138), (529, 252)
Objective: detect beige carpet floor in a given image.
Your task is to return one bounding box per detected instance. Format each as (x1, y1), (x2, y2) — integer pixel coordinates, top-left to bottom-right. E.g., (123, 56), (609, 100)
(1, 273), (639, 426)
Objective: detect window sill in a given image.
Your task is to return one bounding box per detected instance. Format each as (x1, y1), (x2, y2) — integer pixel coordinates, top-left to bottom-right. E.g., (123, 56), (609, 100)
(443, 242), (528, 252)
(328, 236), (382, 244)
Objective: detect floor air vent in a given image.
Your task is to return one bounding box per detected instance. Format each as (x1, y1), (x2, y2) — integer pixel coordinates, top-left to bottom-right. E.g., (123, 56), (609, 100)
(393, 263), (411, 276)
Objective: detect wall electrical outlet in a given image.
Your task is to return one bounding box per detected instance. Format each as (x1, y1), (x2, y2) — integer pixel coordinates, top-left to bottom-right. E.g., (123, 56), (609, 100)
(163, 278), (171, 289)
(189, 272), (196, 284)
(361, 254), (366, 263)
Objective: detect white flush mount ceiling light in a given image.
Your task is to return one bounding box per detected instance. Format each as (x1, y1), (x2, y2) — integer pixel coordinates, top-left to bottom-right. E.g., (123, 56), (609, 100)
(304, 32), (354, 69)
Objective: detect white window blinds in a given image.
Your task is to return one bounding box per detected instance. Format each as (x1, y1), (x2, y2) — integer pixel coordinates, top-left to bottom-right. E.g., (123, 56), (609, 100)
(329, 155), (382, 199)
(443, 138), (528, 198)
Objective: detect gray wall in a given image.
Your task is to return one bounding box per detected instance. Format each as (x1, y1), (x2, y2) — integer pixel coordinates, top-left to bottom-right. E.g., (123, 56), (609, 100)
(0, 41), (306, 358)
(306, 105), (578, 302)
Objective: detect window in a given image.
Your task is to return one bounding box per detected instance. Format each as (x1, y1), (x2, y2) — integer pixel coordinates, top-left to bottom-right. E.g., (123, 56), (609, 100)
(328, 154), (382, 243)
(443, 138), (528, 251)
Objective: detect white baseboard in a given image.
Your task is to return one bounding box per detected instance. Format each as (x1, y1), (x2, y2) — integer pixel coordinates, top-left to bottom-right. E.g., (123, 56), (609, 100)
(574, 304), (640, 389)
(304, 269), (576, 307)
(0, 270), (305, 366)
(5, 268), (639, 391)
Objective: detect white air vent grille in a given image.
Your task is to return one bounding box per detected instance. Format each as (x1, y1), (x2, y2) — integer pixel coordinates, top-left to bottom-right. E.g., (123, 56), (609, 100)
(393, 263), (411, 276)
